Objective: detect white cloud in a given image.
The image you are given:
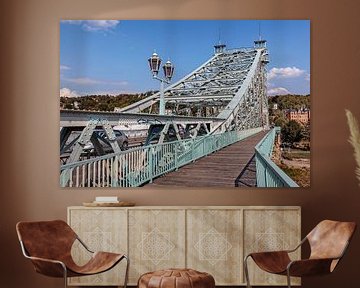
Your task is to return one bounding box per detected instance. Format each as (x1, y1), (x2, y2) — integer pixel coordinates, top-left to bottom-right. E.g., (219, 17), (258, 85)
(305, 73), (310, 81)
(83, 20), (120, 31)
(60, 65), (71, 70)
(108, 80), (128, 86)
(60, 88), (79, 98)
(66, 77), (102, 85)
(267, 87), (291, 96)
(64, 77), (128, 86)
(61, 20), (81, 24)
(61, 20), (120, 32)
(268, 67), (306, 81)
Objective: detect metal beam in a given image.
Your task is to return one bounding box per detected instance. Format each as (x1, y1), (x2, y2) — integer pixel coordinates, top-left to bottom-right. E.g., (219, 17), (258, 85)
(60, 109), (223, 128)
(213, 49), (266, 132)
(118, 54), (219, 113)
(60, 46), (268, 141)
(165, 95), (233, 101)
(168, 85), (240, 92)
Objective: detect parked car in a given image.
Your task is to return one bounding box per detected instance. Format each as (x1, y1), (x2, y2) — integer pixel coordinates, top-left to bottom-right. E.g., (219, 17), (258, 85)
(84, 129), (128, 153)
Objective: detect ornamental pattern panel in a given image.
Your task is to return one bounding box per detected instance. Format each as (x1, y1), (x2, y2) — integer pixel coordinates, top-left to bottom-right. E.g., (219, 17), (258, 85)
(128, 209), (186, 284)
(194, 227), (232, 265)
(67, 206), (301, 286)
(138, 228), (175, 264)
(244, 209), (301, 286)
(68, 209), (127, 286)
(187, 209), (243, 285)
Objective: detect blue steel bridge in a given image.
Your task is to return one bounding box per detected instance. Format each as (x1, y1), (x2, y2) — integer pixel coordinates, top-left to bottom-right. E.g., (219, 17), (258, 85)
(60, 40), (299, 188)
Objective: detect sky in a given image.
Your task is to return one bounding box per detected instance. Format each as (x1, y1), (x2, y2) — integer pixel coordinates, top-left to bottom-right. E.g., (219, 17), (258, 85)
(60, 20), (310, 97)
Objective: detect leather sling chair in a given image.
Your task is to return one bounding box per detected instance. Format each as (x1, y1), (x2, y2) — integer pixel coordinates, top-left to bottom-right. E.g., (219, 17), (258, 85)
(244, 220), (356, 288)
(16, 220), (129, 288)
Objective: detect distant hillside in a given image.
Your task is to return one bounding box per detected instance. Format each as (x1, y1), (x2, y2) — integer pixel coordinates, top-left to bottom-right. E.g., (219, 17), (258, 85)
(268, 94), (310, 110)
(60, 91), (157, 111)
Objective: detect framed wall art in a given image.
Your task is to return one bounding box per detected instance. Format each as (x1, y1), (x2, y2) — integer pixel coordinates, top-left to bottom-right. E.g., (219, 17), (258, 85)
(59, 20), (310, 188)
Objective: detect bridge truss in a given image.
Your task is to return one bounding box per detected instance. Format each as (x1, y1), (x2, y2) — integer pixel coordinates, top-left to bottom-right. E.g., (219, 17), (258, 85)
(60, 40), (271, 187)
(119, 42), (269, 133)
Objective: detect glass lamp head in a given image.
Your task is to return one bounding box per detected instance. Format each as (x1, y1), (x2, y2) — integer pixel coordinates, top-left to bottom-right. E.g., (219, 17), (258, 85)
(148, 52), (161, 76)
(163, 60), (174, 81)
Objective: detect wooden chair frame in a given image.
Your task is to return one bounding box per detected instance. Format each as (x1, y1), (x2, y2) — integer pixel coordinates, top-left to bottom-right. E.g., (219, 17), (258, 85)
(17, 220), (129, 288)
(244, 220), (356, 288)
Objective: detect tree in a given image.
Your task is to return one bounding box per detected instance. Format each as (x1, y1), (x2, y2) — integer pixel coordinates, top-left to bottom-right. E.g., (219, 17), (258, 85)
(282, 120), (303, 143)
(274, 117), (287, 129)
(271, 110), (287, 128)
(64, 103), (73, 109)
(268, 94), (310, 110)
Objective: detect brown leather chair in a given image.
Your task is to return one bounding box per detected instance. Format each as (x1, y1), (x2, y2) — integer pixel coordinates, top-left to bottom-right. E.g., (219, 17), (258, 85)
(16, 220), (129, 288)
(244, 220), (356, 288)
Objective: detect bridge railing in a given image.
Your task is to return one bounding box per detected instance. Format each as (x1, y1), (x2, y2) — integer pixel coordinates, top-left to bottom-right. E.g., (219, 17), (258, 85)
(255, 127), (299, 187)
(60, 127), (263, 187)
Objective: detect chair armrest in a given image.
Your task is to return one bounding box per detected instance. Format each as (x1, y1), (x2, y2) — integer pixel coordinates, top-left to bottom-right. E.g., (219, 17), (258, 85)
(25, 255), (67, 277)
(26, 255), (66, 267)
(76, 236), (94, 253)
(247, 250), (290, 258)
(246, 237), (306, 258)
(19, 240), (67, 277)
(285, 237), (307, 253)
(287, 258), (336, 277)
(246, 251), (292, 274)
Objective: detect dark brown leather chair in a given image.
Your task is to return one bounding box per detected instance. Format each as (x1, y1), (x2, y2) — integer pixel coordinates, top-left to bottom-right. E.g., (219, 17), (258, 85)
(16, 220), (129, 288)
(244, 220), (356, 288)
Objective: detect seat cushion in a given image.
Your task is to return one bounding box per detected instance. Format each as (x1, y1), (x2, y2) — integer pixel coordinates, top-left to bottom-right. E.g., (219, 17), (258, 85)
(67, 252), (124, 277)
(250, 251), (291, 275)
(138, 268), (215, 288)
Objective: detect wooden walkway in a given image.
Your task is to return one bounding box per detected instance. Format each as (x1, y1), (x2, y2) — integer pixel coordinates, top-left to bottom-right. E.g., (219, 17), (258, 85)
(148, 131), (267, 187)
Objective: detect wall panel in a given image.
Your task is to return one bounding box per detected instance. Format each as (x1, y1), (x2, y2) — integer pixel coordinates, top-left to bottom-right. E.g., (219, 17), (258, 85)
(1, 1), (360, 288)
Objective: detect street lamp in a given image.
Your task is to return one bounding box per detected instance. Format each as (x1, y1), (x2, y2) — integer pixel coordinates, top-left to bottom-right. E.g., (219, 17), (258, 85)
(148, 52), (175, 115)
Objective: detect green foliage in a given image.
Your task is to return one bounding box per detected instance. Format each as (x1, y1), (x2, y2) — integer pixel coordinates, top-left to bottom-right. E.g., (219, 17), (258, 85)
(64, 103), (73, 109)
(268, 94), (310, 146)
(274, 117), (287, 129)
(268, 94), (310, 111)
(269, 95), (310, 126)
(282, 120), (303, 143)
(301, 123), (311, 141)
(273, 110), (287, 129)
(60, 91), (157, 112)
(282, 150), (310, 160)
(278, 164), (310, 187)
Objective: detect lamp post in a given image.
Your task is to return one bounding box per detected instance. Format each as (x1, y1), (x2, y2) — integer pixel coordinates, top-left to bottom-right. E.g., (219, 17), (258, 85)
(148, 52), (174, 115)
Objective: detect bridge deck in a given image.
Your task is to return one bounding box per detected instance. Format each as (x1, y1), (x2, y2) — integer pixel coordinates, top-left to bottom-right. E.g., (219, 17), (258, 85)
(149, 131), (267, 187)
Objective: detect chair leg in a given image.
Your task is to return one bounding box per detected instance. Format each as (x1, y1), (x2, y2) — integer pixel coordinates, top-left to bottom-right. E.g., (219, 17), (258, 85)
(286, 270), (292, 288)
(244, 255), (252, 288)
(62, 265), (68, 288)
(123, 255), (130, 288)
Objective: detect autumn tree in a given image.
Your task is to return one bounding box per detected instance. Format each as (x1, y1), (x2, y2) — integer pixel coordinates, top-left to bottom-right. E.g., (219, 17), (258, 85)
(281, 120), (303, 143)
